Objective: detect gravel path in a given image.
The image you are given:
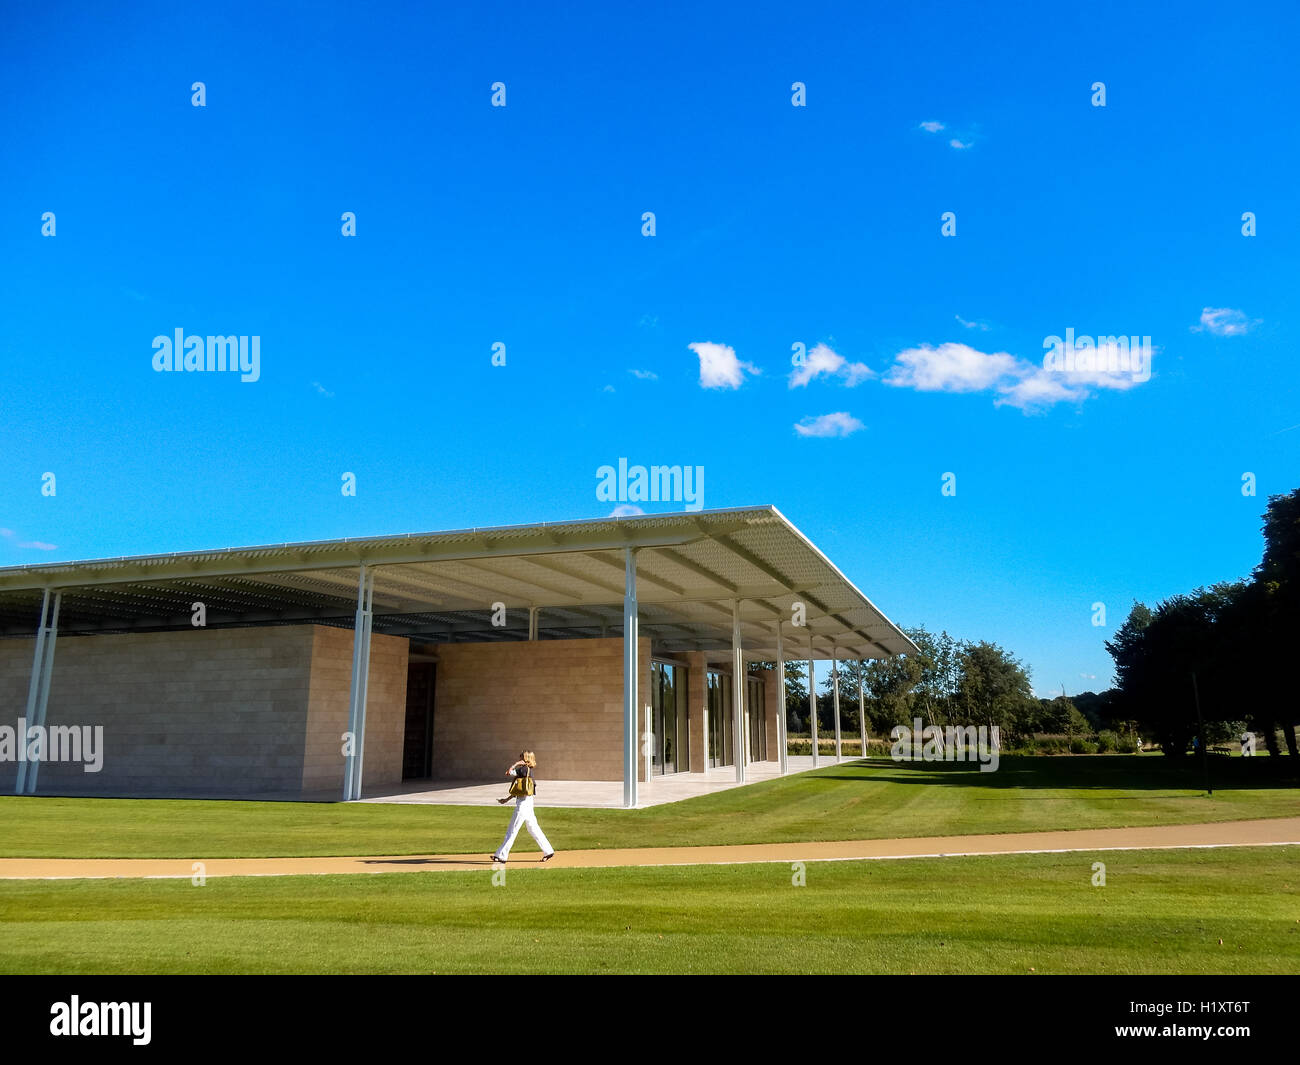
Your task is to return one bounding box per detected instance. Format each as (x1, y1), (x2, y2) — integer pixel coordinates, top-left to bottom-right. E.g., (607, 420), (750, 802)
(3, 816), (1298, 880)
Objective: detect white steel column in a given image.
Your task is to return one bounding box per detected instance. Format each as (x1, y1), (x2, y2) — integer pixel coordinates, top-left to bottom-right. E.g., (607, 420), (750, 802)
(731, 599), (745, 784)
(858, 663), (868, 760)
(832, 645), (842, 764)
(776, 620), (788, 776)
(25, 591), (62, 794)
(623, 547), (639, 809)
(16, 590), (50, 795)
(808, 631), (818, 769)
(19, 590), (61, 795)
(353, 573), (375, 799)
(344, 565), (374, 801)
(700, 655), (710, 771)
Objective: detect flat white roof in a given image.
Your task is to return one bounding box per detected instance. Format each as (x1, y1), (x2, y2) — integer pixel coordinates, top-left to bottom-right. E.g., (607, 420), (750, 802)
(0, 506), (918, 661)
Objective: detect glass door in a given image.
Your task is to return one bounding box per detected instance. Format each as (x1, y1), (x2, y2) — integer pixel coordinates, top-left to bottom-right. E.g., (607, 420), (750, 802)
(676, 665), (689, 771)
(707, 671), (733, 768)
(652, 661), (681, 774)
(747, 675), (766, 762)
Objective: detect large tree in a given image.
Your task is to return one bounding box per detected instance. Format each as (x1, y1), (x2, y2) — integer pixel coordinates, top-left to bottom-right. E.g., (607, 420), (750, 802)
(1106, 585), (1244, 756)
(1251, 491), (1300, 758)
(1104, 488), (1300, 764)
(953, 640), (1037, 743)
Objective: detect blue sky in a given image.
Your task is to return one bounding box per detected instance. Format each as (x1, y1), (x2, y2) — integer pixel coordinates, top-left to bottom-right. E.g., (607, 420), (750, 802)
(1, 0), (1296, 696)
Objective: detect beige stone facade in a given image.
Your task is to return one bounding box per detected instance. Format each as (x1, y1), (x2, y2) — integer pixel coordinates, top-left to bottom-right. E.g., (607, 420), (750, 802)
(685, 651), (709, 773)
(0, 625), (777, 798)
(429, 636), (652, 782)
(764, 667), (781, 758)
(302, 625), (408, 795)
(0, 625), (407, 799)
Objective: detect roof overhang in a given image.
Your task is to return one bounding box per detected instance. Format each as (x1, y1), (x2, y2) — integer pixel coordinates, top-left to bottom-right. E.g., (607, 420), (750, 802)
(0, 506), (918, 660)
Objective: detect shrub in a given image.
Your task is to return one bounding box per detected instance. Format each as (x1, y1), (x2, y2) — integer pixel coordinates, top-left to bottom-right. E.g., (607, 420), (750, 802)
(1097, 730), (1119, 753)
(1070, 738), (1099, 754)
(1206, 719), (1247, 745)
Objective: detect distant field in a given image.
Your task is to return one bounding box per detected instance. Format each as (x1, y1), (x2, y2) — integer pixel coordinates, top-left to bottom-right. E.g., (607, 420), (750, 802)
(1, 846), (1296, 975)
(0, 755), (1295, 860)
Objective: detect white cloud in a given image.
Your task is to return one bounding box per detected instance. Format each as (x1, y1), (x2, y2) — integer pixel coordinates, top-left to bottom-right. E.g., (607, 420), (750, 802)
(919, 120), (975, 149)
(690, 341), (760, 389)
(788, 342), (874, 388)
(955, 314), (990, 331)
(602, 384), (616, 393)
(311, 381), (334, 397)
(794, 412), (864, 438)
(883, 343), (1021, 393)
(1057, 342), (1152, 391)
(0, 527), (57, 550)
(995, 371), (1085, 410)
(1193, 306), (1252, 336)
(612, 504), (644, 516)
(883, 340), (1154, 412)
(629, 369), (658, 380)
(999, 340), (1156, 410)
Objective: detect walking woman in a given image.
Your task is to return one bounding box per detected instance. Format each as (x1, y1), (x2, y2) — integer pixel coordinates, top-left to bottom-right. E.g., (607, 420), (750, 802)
(490, 751), (555, 863)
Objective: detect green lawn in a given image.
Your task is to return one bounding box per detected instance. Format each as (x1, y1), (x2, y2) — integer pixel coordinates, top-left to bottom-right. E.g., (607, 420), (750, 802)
(2, 847), (1296, 974)
(0, 755), (1295, 860)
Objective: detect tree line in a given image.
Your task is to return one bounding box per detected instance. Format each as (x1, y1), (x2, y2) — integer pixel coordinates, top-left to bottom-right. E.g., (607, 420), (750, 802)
(1105, 489), (1300, 760)
(782, 629), (1102, 750)
(775, 488), (1299, 764)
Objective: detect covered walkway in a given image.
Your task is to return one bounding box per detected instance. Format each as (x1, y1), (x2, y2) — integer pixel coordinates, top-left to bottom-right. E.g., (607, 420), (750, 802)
(0, 506), (917, 806)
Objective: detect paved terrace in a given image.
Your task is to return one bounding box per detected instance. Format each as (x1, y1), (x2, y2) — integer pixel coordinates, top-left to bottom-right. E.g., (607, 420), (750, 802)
(356, 755), (833, 808)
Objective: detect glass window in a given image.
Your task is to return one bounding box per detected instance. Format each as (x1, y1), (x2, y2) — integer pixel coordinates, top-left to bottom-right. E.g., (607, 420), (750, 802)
(723, 675), (733, 766)
(707, 672), (720, 768)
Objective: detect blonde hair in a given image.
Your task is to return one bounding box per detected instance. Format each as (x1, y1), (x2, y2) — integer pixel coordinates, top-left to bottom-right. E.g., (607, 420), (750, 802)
(520, 751), (537, 768)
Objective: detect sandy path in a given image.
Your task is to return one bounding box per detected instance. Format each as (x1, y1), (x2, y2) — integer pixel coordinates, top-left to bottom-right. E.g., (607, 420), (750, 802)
(1, 817), (1298, 881)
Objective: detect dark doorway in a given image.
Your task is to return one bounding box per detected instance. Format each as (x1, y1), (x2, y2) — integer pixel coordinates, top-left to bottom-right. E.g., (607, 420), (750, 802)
(403, 662), (436, 779)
